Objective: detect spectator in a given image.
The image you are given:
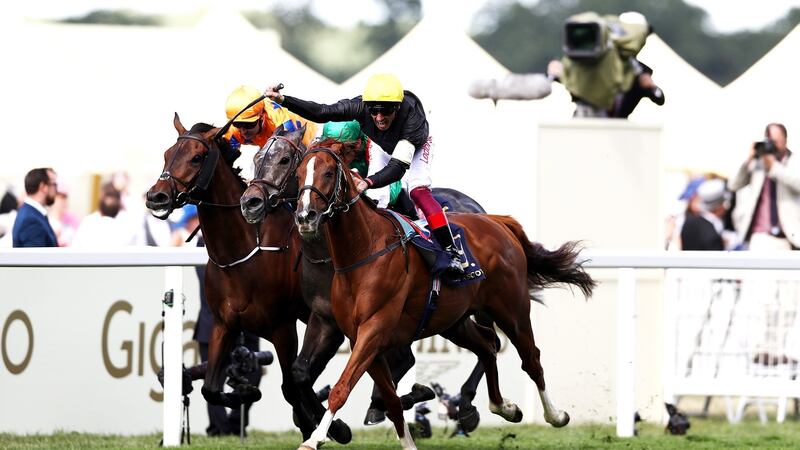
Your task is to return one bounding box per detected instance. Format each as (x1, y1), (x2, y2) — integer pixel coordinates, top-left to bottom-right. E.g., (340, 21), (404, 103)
(71, 184), (139, 247)
(729, 123), (800, 250)
(681, 178), (738, 250)
(12, 168), (58, 247)
(48, 181), (80, 247)
(0, 183), (20, 246)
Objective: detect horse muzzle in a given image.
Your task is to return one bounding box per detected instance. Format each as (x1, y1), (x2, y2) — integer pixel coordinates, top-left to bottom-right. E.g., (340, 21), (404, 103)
(240, 191), (266, 225)
(145, 189), (172, 219)
(295, 209), (320, 238)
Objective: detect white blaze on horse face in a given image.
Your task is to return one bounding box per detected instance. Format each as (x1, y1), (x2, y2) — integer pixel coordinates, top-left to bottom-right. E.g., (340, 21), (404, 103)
(300, 156), (317, 215)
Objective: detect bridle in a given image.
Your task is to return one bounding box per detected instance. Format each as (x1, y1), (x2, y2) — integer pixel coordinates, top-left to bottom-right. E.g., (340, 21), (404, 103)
(247, 135), (305, 209)
(297, 147), (363, 220)
(159, 134), (222, 207)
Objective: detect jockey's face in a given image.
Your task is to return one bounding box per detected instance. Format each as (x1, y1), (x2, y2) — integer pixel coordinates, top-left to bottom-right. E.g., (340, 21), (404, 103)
(234, 116), (263, 142)
(367, 103), (398, 131)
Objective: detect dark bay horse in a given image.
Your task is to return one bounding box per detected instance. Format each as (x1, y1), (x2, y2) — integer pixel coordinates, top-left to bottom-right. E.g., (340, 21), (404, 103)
(239, 130), (494, 430)
(291, 146), (596, 450)
(144, 115), (350, 443)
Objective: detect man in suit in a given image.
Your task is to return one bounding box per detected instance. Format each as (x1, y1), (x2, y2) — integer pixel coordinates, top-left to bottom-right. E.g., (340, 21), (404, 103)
(12, 168), (58, 247)
(730, 123), (800, 250)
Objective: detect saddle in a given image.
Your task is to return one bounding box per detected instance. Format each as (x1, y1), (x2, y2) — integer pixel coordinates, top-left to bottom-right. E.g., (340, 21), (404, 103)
(384, 210), (485, 286)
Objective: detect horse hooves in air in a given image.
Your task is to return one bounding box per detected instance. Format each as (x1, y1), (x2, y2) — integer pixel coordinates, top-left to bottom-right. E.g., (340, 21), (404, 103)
(458, 404), (480, 433)
(327, 418), (352, 444)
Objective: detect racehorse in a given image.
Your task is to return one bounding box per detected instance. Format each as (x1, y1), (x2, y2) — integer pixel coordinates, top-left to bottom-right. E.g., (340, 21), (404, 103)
(239, 129), (493, 430)
(290, 145), (596, 449)
(144, 115), (351, 443)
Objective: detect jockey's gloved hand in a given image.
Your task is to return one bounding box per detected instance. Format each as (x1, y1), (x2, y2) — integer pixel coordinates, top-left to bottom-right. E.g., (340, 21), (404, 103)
(264, 84), (284, 104)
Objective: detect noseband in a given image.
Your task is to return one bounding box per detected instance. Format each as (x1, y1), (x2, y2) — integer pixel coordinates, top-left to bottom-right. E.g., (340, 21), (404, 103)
(297, 147), (362, 219)
(248, 135), (305, 208)
(159, 134), (220, 208)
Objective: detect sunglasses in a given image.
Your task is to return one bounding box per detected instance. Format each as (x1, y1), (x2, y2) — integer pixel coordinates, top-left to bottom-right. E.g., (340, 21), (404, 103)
(233, 120), (260, 130)
(367, 104), (398, 117)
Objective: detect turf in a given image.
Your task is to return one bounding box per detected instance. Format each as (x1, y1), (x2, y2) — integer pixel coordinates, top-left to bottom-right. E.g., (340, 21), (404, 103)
(1, 418), (799, 449)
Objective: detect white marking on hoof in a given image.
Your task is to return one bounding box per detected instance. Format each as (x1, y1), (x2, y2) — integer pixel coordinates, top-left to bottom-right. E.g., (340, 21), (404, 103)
(399, 420), (418, 450)
(539, 388), (570, 427)
(489, 398), (522, 422)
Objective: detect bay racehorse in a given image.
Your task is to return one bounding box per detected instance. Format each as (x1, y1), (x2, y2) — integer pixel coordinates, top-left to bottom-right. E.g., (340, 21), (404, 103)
(291, 145), (596, 450)
(144, 115), (351, 443)
(239, 129), (494, 430)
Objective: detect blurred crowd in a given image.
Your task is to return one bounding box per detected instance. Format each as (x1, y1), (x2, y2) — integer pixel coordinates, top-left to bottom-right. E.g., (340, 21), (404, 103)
(0, 169), (199, 249)
(666, 122), (798, 252)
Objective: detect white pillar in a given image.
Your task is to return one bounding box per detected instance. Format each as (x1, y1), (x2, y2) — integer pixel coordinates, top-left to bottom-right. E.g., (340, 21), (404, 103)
(616, 268), (636, 437)
(162, 266), (184, 446)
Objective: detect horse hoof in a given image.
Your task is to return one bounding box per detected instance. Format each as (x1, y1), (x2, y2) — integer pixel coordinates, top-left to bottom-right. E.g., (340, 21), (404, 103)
(327, 418), (352, 444)
(489, 399), (522, 423)
(364, 407), (386, 425)
(550, 411), (570, 428)
(457, 404), (480, 433)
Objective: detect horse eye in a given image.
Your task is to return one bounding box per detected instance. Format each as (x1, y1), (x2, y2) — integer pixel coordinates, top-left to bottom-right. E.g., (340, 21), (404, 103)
(280, 156), (291, 165)
(324, 171), (334, 179)
(190, 154), (203, 164)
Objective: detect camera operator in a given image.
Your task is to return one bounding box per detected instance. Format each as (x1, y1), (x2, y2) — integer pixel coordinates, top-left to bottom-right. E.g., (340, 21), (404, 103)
(729, 123), (800, 250)
(547, 11), (665, 118)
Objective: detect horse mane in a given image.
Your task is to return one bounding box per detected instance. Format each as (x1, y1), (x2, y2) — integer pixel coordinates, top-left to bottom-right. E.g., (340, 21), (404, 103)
(189, 122), (246, 188)
(310, 138), (344, 150)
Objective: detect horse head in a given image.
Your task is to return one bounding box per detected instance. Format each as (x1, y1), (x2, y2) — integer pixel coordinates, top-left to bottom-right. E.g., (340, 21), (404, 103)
(145, 113), (233, 219)
(240, 125), (307, 224)
(294, 142), (359, 239)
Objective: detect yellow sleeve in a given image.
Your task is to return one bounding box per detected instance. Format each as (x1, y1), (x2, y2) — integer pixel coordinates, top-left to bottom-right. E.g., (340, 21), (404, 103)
(266, 104), (318, 146)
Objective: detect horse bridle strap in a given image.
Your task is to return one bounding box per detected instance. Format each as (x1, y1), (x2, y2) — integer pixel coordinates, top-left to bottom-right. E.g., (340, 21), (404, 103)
(297, 147), (363, 218)
(248, 135), (304, 207)
(160, 134), (221, 207)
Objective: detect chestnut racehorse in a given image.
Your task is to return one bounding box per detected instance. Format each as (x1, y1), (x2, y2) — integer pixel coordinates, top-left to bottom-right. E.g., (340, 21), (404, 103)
(292, 146), (596, 450)
(240, 130), (494, 430)
(144, 115), (350, 443)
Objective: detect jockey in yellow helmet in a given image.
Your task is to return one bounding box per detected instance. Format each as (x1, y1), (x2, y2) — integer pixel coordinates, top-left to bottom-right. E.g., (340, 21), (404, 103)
(223, 85), (318, 152)
(265, 74), (465, 274)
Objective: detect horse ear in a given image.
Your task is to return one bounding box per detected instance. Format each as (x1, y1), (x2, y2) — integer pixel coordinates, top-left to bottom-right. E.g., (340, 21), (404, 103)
(201, 127), (223, 141)
(173, 113), (187, 135)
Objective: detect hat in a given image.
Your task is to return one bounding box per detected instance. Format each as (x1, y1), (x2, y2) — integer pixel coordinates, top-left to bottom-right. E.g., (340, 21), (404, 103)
(696, 178), (726, 210)
(176, 204), (198, 228)
(678, 177), (705, 200)
(225, 86), (265, 123)
(363, 73), (404, 103)
(321, 121), (364, 143)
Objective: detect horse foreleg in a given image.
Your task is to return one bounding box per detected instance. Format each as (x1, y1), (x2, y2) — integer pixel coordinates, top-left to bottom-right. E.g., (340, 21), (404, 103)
(201, 323), (238, 407)
(270, 323), (317, 440)
(292, 312), (352, 444)
(365, 345), (419, 425)
(299, 319), (387, 450)
(368, 356), (417, 450)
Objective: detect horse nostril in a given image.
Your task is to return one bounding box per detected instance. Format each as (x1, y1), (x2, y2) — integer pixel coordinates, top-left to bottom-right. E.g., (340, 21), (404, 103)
(148, 191), (169, 205)
(306, 210), (318, 221)
(245, 196), (264, 212)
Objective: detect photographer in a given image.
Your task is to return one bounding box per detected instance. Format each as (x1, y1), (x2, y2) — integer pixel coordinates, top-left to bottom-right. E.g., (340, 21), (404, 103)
(547, 11), (665, 118)
(729, 123), (800, 250)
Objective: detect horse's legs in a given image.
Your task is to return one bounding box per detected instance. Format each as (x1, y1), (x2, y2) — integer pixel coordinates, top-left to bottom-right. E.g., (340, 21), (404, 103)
(201, 323), (239, 407)
(365, 345), (425, 425)
(440, 318), (524, 423)
(458, 311), (496, 432)
(491, 303), (569, 427)
(367, 356), (417, 450)
(299, 319), (388, 450)
(270, 322), (319, 440)
(291, 312), (352, 443)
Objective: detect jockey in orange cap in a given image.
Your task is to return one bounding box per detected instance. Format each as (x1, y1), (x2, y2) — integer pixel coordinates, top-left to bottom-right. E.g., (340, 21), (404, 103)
(223, 85), (318, 152)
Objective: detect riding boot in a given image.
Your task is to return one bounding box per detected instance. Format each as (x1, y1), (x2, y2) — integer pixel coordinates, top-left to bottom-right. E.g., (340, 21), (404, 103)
(432, 225), (466, 275)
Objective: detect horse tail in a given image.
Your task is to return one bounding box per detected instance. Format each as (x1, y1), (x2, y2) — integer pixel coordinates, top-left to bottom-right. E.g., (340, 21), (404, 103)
(490, 215), (596, 299)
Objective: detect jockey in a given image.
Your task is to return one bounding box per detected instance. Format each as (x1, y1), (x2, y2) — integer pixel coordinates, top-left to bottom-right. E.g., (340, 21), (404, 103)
(319, 120), (401, 209)
(266, 74), (465, 274)
(223, 85), (318, 152)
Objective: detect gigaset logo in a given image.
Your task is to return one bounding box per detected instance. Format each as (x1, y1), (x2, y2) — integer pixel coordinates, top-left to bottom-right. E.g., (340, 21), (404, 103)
(101, 300), (198, 401)
(2, 310), (34, 374)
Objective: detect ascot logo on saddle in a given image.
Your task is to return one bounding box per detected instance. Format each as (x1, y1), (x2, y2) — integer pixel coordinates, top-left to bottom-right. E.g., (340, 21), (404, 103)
(386, 210), (485, 285)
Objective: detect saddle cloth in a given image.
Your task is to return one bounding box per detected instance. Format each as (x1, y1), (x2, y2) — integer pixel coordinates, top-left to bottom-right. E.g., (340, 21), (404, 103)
(385, 210), (485, 286)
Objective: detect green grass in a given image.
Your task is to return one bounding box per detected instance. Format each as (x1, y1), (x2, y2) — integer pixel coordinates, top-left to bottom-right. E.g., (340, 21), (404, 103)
(2, 419), (799, 449)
